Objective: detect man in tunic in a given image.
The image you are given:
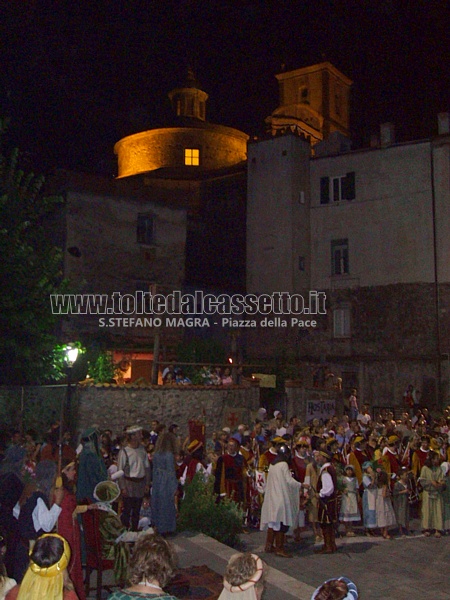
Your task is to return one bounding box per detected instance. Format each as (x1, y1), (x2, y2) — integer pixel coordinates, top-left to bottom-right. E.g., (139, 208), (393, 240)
(260, 444), (305, 557)
(412, 434), (431, 478)
(347, 436), (369, 485)
(258, 436), (283, 470)
(214, 438), (246, 504)
(291, 437), (310, 541)
(382, 435), (402, 489)
(117, 425), (151, 531)
(314, 450), (339, 554)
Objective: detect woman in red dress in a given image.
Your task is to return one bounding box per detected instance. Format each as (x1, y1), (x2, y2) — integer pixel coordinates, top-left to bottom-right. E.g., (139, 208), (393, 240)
(57, 461), (94, 600)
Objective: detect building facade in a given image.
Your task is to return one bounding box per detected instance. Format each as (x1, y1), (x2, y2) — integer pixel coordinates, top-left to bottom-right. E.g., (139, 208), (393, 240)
(247, 64), (450, 409)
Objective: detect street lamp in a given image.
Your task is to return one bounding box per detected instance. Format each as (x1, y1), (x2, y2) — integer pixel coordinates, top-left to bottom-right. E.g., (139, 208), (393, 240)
(56, 345), (79, 488)
(59, 345), (79, 464)
(64, 345), (79, 434)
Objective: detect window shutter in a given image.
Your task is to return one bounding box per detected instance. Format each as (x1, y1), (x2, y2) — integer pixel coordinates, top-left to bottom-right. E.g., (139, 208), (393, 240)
(342, 247), (349, 273)
(342, 172), (355, 200)
(334, 249), (341, 275)
(334, 308), (351, 338)
(320, 177), (330, 204)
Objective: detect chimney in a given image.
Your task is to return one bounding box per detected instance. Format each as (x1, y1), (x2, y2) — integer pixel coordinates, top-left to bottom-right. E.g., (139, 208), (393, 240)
(380, 122), (395, 147)
(438, 112), (450, 135)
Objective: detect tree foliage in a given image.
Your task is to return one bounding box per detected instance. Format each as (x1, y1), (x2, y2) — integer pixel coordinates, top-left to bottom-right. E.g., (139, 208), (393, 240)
(0, 119), (68, 383)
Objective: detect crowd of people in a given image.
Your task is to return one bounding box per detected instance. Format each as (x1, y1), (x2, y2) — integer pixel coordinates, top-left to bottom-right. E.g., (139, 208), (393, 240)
(0, 393), (449, 598)
(161, 364), (235, 385)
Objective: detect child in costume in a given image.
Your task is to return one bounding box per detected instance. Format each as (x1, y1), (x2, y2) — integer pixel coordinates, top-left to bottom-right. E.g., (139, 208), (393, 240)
(339, 465), (360, 537)
(375, 470), (396, 539)
(392, 467), (411, 536)
(361, 461), (377, 536)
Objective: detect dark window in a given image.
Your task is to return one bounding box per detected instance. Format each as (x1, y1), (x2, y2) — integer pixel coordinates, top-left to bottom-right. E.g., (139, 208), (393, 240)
(341, 172), (355, 200)
(320, 177), (330, 204)
(331, 239), (349, 275)
(137, 214), (154, 245)
(321, 172), (355, 203)
(298, 256), (305, 271)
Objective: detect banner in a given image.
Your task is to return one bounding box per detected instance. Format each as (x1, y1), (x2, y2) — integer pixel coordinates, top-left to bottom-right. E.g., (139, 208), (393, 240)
(306, 398), (335, 422)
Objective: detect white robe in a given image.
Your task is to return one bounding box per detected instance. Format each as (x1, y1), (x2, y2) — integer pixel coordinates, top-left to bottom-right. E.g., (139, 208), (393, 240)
(260, 461), (302, 530)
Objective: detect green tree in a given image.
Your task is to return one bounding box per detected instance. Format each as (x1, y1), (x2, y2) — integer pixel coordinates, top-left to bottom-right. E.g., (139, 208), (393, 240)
(0, 120), (68, 383)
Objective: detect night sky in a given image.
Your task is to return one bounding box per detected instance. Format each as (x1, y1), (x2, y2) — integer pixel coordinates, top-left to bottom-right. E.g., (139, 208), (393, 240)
(1, 1), (449, 177)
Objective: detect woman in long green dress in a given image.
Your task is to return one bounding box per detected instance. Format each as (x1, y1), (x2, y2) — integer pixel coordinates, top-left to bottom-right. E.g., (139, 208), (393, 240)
(93, 481), (130, 584)
(418, 452), (445, 537)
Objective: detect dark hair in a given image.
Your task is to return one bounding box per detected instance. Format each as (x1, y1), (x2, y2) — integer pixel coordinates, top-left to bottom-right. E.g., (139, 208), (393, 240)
(129, 533), (177, 587)
(377, 471), (389, 486)
(31, 535), (64, 568)
(424, 451), (439, 469)
(154, 432), (179, 454)
(314, 579), (348, 600)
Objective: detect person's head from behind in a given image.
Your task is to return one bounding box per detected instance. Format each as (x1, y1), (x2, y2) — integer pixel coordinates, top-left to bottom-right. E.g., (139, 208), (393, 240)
(18, 533), (71, 599)
(223, 553), (265, 600)
(31, 534), (68, 569)
(128, 533), (177, 588)
(313, 578), (349, 600)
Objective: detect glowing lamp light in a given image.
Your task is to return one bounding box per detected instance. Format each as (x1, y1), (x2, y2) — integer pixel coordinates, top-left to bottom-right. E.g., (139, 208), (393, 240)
(65, 346), (79, 367)
(228, 357), (233, 364)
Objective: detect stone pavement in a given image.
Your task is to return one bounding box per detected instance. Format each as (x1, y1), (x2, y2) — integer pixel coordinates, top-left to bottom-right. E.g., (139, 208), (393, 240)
(88, 520), (450, 600)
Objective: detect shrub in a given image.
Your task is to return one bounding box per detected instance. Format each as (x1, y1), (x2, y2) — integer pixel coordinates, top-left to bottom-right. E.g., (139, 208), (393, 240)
(177, 473), (244, 547)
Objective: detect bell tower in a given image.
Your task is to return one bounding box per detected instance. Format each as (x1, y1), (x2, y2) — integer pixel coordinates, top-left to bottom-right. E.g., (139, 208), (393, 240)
(266, 62), (352, 144)
(168, 67), (209, 121)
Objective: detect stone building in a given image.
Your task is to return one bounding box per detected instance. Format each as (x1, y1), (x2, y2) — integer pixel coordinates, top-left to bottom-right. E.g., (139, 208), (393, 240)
(114, 68), (249, 293)
(50, 70), (249, 382)
(246, 63), (450, 409)
(49, 170), (187, 380)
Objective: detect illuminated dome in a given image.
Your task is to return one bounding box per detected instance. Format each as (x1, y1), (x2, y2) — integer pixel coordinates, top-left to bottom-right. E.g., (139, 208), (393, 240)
(114, 69), (248, 178)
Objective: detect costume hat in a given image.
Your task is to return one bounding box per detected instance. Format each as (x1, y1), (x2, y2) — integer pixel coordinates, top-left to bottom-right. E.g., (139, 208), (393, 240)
(94, 480), (121, 504)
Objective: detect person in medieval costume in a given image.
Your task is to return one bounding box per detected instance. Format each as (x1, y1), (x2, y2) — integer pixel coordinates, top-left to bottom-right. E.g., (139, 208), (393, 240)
(76, 427), (108, 502)
(260, 444), (305, 558)
(411, 434), (431, 478)
(93, 481), (129, 584)
(117, 425), (151, 531)
(151, 432), (179, 536)
(314, 450), (339, 554)
(291, 437), (310, 541)
(418, 452), (445, 537)
(214, 438), (246, 505)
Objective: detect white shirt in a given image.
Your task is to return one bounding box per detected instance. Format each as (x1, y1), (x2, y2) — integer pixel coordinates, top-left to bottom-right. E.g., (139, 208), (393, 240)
(31, 498), (62, 532)
(118, 445), (149, 479)
(318, 463), (334, 498)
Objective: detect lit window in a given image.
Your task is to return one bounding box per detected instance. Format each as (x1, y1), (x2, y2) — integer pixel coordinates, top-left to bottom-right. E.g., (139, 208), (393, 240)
(331, 239), (349, 275)
(185, 148), (200, 166)
(137, 214), (154, 245)
(334, 307), (351, 338)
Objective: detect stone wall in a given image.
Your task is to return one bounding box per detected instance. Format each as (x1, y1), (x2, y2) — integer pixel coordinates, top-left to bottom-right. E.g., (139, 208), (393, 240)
(75, 383), (260, 439)
(0, 384), (260, 440)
